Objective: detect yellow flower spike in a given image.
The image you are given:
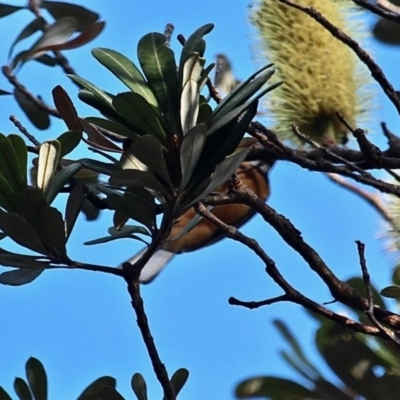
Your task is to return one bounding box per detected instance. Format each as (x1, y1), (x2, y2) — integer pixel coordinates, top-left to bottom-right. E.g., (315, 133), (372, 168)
(250, 0), (371, 146)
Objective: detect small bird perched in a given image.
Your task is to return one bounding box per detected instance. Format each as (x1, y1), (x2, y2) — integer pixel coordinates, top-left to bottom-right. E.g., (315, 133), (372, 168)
(121, 154), (274, 283)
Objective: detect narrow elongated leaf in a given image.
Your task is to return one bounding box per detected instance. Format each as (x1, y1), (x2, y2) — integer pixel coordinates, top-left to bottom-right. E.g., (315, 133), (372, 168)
(0, 254), (50, 269)
(8, 134), (27, 185)
(0, 4), (23, 18)
(128, 135), (172, 187)
(91, 48), (158, 107)
(42, 1), (99, 31)
(180, 53), (202, 134)
(137, 32), (179, 134)
(0, 213), (47, 254)
(0, 173), (18, 212)
(37, 140), (61, 194)
(14, 89), (50, 129)
(52, 85), (82, 130)
(381, 285), (400, 298)
(26, 357), (47, 400)
(46, 162), (82, 204)
(198, 62), (215, 91)
(79, 118), (122, 152)
(40, 206), (67, 258)
(0, 132), (26, 192)
(0, 386), (12, 400)
(14, 377), (33, 400)
(110, 169), (170, 200)
(185, 148), (249, 207)
(8, 17), (46, 60)
(77, 377), (116, 399)
(131, 373), (147, 400)
(80, 159), (119, 176)
(112, 92), (167, 142)
(65, 183), (84, 240)
(85, 225), (149, 245)
(235, 376), (316, 398)
(34, 54), (58, 67)
(13, 17), (78, 66)
(85, 117), (136, 139)
(56, 130), (82, 157)
(0, 268), (44, 286)
(180, 123), (206, 188)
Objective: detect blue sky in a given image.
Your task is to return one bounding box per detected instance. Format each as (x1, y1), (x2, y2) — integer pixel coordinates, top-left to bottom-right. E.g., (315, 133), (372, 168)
(0, 1), (399, 399)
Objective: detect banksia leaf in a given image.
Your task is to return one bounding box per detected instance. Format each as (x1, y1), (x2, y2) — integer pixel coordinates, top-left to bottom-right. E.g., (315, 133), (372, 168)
(250, 0), (371, 146)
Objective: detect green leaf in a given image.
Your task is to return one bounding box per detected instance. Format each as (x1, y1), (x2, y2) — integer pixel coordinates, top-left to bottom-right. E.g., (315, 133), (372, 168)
(37, 140), (61, 194)
(180, 24), (213, 65)
(91, 48), (158, 107)
(80, 159), (119, 176)
(8, 17), (46, 60)
(41, 1), (99, 31)
(131, 373), (147, 400)
(77, 376), (116, 399)
(65, 183), (84, 240)
(0, 386), (12, 400)
(14, 89), (50, 130)
(235, 376), (316, 398)
(112, 92), (167, 143)
(52, 85), (82, 131)
(79, 118), (122, 152)
(109, 169), (171, 200)
(381, 285), (400, 298)
(137, 32), (179, 134)
(14, 377), (33, 400)
(107, 191), (155, 230)
(0, 173), (18, 212)
(45, 162), (82, 204)
(85, 117), (137, 139)
(40, 206), (67, 258)
(0, 4), (23, 18)
(0, 213), (47, 254)
(26, 357), (47, 400)
(56, 130), (82, 158)
(0, 268), (44, 286)
(180, 123), (206, 189)
(34, 54), (58, 67)
(0, 254), (50, 269)
(127, 135), (172, 187)
(168, 368), (189, 398)
(7, 134), (27, 185)
(0, 132), (27, 192)
(180, 53), (202, 135)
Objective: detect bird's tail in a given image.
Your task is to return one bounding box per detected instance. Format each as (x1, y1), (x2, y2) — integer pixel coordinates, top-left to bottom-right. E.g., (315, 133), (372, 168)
(119, 248), (176, 283)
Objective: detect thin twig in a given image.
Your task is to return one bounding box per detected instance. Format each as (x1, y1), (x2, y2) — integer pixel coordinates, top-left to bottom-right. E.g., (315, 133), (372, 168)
(9, 115), (41, 147)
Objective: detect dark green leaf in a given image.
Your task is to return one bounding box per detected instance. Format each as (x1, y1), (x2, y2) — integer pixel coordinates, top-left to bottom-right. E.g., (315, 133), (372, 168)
(381, 285), (400, 299)
(34, 54), (58, 67)
(14, 377), (33, 400)
(0, 4), (23, 18)
(127, 135), (172, 187)
(0, 213), (47, 254)
(91, 386), (124, 400)
(14, 89), (50, 130)
(168, 368), (189, 398)
(108, 191), (155, 230)
(40, 206), (67, 258)
(26, 357), (47, 400)
(85, 117), (137, 139)
(180, 123), (206, 188)
(7, 134), (27, 185)
(0, 132), (26, 192)
(77, 376), (116, 399)
(235, 376), (316, 398)
(137, 32), (179, 134)
(0, 254), (50, 269)
(8, 17), (45, 60)
(131, 373), (147, 400)
(112, 92), (167, 143)
(373, 18), (400, 46)
(91, 48), (158, 107)
(0, 386), (12, 400)
(347, 277), (386, 307)
(110, 169), (170, 200)
(46, 162), (82, 204)
(42, 1), (99, 31)
(0, 268), (44, 286)
(56, 130), (82, 157)
(0, 173), (18, 212)
(65, 183), (84, 240)
(80, 159), (120, 176)
(179, 24), (214, 71)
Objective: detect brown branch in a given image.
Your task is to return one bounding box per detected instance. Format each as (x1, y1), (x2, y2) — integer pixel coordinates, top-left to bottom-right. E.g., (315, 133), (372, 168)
(356, 241), (400, 347)
(352, 0), (400, 22)
(9, 115), (41, 147)
(279, 0), (400, 116)
(125, 280), (175, 400)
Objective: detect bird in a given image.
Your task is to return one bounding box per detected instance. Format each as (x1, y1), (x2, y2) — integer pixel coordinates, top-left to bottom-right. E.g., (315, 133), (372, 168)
(121, 143), (274, 283)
